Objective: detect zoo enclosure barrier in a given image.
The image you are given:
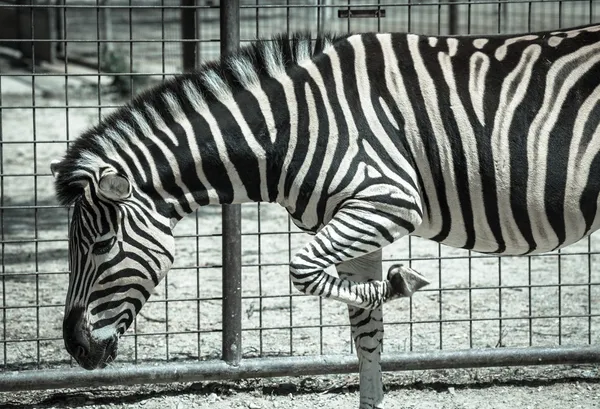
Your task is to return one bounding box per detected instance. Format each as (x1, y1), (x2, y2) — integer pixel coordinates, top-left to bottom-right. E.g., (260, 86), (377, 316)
(1, 0), (600, 393)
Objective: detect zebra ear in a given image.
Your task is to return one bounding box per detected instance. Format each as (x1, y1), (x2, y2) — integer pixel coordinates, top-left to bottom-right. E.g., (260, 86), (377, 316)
(50, 160), (61, 178)
(98, 172), (131, 200)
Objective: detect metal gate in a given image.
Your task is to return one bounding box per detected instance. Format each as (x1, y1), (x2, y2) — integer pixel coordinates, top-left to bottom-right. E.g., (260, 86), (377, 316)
(1, 0), (599, 392)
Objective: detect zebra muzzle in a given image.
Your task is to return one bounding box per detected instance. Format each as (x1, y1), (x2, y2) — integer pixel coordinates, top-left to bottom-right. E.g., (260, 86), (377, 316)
(63, 308), (119, 370)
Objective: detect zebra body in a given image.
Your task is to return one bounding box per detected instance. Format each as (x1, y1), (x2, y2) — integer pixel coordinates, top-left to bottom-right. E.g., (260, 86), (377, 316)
(407, 27), (600, 255)
(51, 24), (600, 409)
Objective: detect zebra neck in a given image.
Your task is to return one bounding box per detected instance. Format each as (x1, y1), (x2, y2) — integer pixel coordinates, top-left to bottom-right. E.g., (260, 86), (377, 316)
(186, 77), (306, 211)
(134, 58), (332, 218)
(155, 94), (284, 219)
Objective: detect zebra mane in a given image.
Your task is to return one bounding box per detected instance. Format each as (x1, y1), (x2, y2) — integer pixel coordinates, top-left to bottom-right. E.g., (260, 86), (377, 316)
(53, 31), (349, 207)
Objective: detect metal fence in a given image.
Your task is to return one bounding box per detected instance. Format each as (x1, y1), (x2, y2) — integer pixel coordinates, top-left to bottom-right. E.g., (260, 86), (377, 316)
(1, 0), (600, 393)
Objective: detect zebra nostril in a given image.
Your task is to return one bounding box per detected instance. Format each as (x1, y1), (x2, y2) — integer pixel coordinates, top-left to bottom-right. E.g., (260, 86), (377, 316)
(74, 344), (88, 359)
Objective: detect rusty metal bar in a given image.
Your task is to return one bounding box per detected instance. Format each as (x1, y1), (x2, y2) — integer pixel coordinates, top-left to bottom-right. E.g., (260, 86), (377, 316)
(220, 0), (242, 367)
(1, 346), (599, 392)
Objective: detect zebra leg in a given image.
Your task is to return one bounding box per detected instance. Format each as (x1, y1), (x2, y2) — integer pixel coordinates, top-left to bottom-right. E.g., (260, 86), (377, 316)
(337, 250), (385, 409)
(290, 200), (430, 310)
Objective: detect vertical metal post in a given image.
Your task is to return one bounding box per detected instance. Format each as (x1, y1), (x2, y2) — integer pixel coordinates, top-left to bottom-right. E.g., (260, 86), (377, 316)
(0, 35), (5, 369)
(448, 0), (458, 35)
(99, 0), (114, 68)
(220, 0), (242, 366)
(181, 0), (197, 72)
(55, 0), (65, 55)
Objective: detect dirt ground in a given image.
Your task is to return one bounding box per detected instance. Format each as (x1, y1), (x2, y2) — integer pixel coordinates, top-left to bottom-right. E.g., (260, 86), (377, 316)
(2, 366), (599, 408)
(2, 4), (600, 408)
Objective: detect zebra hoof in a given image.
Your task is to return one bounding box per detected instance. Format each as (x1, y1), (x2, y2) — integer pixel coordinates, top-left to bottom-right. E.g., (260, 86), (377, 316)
(387, 264), (430, 298)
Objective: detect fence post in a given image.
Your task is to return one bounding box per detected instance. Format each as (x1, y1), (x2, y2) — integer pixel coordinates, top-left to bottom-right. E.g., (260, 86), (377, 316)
(220, 0), (242, 367)
(448, 0), (458, 35)
(181, 0), (197, 72)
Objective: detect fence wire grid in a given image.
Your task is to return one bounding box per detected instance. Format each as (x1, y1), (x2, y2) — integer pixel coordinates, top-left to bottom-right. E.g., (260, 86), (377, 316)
(0, 0), (599, 386)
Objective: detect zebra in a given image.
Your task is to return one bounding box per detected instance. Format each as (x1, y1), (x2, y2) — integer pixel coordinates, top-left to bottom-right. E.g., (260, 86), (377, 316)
(50, 23), (600, 408)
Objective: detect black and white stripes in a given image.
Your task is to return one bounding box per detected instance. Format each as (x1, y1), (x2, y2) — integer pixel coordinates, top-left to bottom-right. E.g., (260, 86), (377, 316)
(52, 24), (600, 407)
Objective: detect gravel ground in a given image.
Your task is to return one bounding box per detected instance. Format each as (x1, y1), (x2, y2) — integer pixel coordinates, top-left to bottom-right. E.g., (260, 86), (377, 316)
(3, 366), (599, 408)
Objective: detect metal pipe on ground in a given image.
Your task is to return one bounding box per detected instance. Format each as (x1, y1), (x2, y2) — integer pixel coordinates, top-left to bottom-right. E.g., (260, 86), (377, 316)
(1, 346), (599, 392)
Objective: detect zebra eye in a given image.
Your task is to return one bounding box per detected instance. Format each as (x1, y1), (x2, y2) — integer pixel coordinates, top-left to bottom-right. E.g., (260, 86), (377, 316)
(93, 237), (116, 255)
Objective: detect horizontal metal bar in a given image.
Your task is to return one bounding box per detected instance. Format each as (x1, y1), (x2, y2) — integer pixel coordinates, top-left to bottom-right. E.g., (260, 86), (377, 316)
(8, 244), (596, 266)
(1, 289), (598, 314)
(0, 74), (177, 80)
(0, 231), (225, 242)
(0, 140), (74, 144)
(244, 0), (597, 9)
(0, 262), (224, 275)
(0, 5), (213, 10)
(0, 173), (56, 177)
(0, 36), (345, 47)
(0, 270), (67, 276)
(0, 230), (225, 238)
(1, 266), (599, 291)
(0, 205), (65, 210)
(1, 323), (595, 349)
(1, 314), (595, 345)
(392, 251), (600, 262)
(211, 309), (600, 328)
(0, 0), (579, 10)
(0, 235), (597, 259)
(238, 281), (600, 293)
(0, 239), (67, 245)
(0, 232), (225, 242)
(1, 236), (597, 261)
(1, 39), (214, 43)
(4, 287), (597, 329)
(0, 73), (183, 78)
(0, 346), (598, 392)
(385, 312), (600, 325)
(338, 9), (386, 19)
(0, 328), (225, 345)
(0, 291), (306, 308)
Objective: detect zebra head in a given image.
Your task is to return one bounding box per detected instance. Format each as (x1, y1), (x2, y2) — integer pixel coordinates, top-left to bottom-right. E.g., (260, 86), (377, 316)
(50, 160), (176, 370)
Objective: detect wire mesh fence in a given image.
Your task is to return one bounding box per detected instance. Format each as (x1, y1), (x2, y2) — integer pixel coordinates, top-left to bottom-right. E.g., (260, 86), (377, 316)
(0, 0), (599, 387)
